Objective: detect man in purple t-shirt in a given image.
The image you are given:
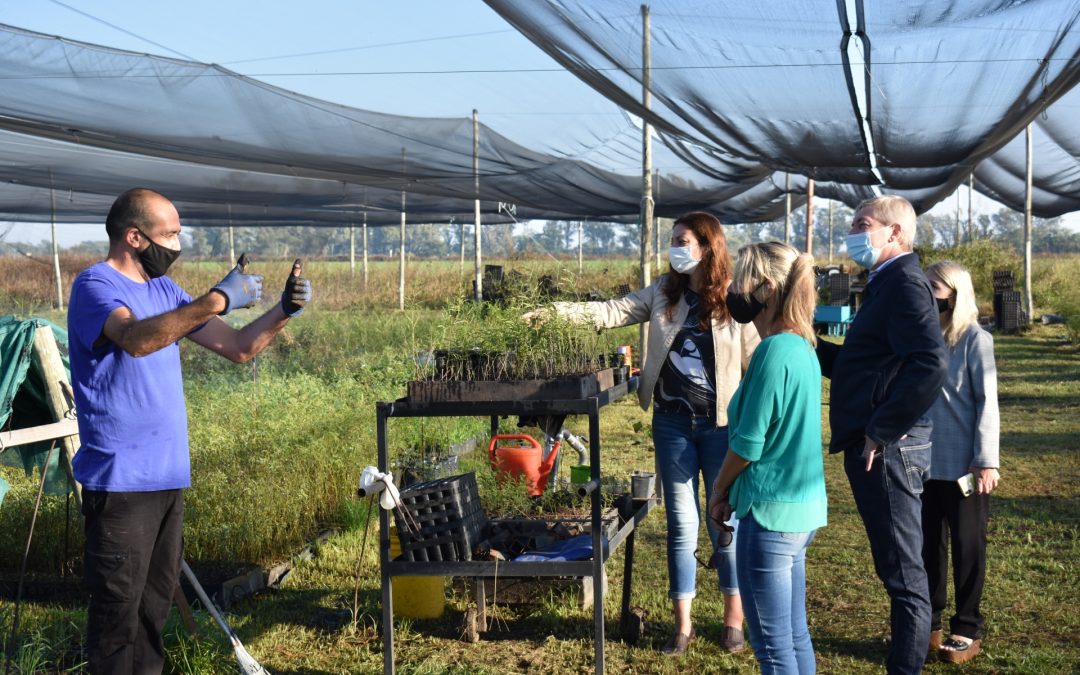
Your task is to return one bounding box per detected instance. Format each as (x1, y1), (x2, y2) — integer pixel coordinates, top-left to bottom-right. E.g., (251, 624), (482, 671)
(67, 188), (312, 675)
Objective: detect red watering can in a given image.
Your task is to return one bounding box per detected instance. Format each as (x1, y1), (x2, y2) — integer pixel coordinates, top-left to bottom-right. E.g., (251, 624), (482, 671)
(488, 434), (560, 497)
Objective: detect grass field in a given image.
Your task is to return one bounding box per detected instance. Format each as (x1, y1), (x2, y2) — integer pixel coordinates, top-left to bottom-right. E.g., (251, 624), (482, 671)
(1, 253), (1078, 673)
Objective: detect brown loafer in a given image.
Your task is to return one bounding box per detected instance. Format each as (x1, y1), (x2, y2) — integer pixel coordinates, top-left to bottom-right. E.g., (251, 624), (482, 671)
(930, 629), (943, 651)
(720, 626), (745, 653)
(940, 636), (981, 663)
(661, 627), (696, 656)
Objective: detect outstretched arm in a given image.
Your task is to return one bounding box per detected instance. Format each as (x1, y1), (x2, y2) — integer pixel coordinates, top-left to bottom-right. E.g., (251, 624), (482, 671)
(188, 258), (311, 363)
(102, 292), (227, 357)
(187, 305), (290, 363)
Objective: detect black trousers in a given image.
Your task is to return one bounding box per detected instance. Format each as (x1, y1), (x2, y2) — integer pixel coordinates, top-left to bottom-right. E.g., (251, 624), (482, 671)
(82, 489), (184, 675)
(920, 479), (989, 640)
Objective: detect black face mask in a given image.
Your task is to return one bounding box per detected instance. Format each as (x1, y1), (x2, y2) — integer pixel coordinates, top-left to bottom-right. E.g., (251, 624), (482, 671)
(136, 229), (180, 279)
(726, 289), (766, 324)
(936, 297), (952, 314)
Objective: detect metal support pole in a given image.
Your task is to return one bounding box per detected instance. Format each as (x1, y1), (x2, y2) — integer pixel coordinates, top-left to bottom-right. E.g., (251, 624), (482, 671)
(639, 4), (653, 368)
(399, 148), (407, 311)
(473, 109), (483, 302)
(50, 186), (63, 311)
(805, 178), (815, 255)
(1024, 124), (1034, 322)
(460, 218), (466, 277)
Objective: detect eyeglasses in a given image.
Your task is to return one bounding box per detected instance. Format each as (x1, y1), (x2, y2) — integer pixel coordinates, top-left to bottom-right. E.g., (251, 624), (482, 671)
(694, 527), (734, 569)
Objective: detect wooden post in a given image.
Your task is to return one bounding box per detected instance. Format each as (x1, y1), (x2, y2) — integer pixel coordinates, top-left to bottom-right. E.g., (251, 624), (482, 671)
(653, 168), (661, 274)
(50, 187), (63, 311)
(399, 148), (407, 311)
(227, 204), (235, 262)
(784, 173), (792, 244)
(1024, 124), (1034, 322)
(474, 110), (483, 303)
(460, 217), (466, 277)
(639, 4), (653, 368)
(362, 211), (369, 289)
(827, 200), (835, 263)
(578, 221), (584, 275)
(30, 325), (82, 509)
(968, 171), (974, 241)
(955, 188), (961, 246)
(804, 179), (815, 255)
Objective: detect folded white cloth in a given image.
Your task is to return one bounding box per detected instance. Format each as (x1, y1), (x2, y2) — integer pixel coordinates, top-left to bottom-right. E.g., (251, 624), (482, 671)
(359, 466), (403, 511)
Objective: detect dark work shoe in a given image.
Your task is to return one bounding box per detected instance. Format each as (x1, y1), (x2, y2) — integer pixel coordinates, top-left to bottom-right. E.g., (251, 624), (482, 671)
(720, 626), (745, 653)
(661, 627), (696, 656)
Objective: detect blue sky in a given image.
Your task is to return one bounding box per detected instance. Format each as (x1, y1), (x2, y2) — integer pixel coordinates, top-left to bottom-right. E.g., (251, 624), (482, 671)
(1, 0), (630, 244)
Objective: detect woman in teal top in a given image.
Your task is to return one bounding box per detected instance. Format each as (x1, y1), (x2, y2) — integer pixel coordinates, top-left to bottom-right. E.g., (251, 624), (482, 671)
(709, 241), (826, 674)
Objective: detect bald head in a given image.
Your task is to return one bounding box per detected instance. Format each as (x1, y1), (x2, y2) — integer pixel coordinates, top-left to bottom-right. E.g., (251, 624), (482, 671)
(105, 188), (174, 244)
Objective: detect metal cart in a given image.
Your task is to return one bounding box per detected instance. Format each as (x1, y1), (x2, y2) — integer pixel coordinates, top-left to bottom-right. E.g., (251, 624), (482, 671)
(376, 378), (655, 673)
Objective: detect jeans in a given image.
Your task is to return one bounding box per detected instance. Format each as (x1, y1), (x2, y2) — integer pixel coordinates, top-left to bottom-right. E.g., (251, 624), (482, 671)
(922, 479), (989, 640)
(737, 514), (817, 675)
(844, 432), (932, 675)
(652, 410), (738, 599)
(82, 489), (184, 675)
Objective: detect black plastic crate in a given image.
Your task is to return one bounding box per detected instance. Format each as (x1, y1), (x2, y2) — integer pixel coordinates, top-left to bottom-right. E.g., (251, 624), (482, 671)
(393, 472), (487, 562)
(828, 273), (850, 306)
(994, 291), (1021, 327)
(992, 270), (1015, 292)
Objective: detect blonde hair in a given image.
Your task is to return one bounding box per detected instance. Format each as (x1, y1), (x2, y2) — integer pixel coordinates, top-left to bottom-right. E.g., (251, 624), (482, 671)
(856, 194), (918, 249)
(732, 241), (817, 346)
(925, 260), (979, 348)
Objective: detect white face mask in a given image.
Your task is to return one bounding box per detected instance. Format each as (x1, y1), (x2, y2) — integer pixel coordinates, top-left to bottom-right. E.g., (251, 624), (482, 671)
(669, 245), (700, 274)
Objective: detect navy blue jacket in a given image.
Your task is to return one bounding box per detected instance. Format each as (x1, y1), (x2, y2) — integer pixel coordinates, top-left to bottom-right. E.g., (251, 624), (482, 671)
(817, 254), (948, 453)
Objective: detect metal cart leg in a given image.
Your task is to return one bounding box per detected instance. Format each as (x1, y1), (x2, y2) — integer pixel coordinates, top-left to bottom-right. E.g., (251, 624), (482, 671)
(589, 406), (604, 673)
(377, 407), (395, 674)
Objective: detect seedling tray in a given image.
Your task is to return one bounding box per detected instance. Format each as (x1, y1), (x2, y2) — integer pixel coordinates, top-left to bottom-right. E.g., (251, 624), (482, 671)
(407, 368), (616, 403)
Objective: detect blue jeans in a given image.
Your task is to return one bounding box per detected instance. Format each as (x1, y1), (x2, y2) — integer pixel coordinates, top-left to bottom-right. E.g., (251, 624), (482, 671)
(737, 514), (816, 675)
(652, 411), (738, 599)
(844, 431), (932, 675)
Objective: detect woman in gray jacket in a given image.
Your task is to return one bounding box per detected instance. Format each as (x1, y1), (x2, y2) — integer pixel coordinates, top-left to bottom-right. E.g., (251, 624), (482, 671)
(542, 212), (759, 655)
(922, 260), (1001, 664)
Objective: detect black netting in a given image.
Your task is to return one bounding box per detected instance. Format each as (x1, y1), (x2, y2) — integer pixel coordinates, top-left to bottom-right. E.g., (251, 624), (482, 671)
(484, 0), (1080, 217)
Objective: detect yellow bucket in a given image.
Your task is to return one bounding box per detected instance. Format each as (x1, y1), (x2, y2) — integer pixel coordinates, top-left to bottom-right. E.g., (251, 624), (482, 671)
(388, 526), (445, 619)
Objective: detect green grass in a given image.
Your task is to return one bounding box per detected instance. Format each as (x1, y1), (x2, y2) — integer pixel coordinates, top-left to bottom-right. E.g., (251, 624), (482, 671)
(1, 252), (1079, 673)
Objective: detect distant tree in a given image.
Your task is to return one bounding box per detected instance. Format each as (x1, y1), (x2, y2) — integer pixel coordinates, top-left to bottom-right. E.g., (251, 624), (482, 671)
(482, 224), (516, 258)
(583, 222), (618, 255)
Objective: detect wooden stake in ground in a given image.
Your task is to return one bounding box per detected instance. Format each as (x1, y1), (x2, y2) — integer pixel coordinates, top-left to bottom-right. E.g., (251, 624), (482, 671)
(30, 324), (81, 509)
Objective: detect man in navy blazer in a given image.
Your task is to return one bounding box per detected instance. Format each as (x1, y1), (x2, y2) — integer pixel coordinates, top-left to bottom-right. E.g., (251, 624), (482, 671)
(817, 195), (947, 674)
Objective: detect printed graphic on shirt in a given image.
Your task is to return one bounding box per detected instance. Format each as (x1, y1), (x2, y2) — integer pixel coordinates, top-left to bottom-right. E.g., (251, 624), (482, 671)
(655, 290), (716, 416)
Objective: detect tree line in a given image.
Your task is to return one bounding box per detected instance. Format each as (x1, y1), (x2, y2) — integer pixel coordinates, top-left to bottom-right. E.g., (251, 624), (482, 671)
(5, 206), (1080, 259)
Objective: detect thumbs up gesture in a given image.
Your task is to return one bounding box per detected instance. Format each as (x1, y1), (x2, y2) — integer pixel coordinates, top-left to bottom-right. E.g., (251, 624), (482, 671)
(281, 258), (312, 317)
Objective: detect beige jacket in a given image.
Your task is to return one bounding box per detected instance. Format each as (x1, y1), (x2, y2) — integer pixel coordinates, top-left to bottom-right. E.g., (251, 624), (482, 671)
(553, 276), (760, 426)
